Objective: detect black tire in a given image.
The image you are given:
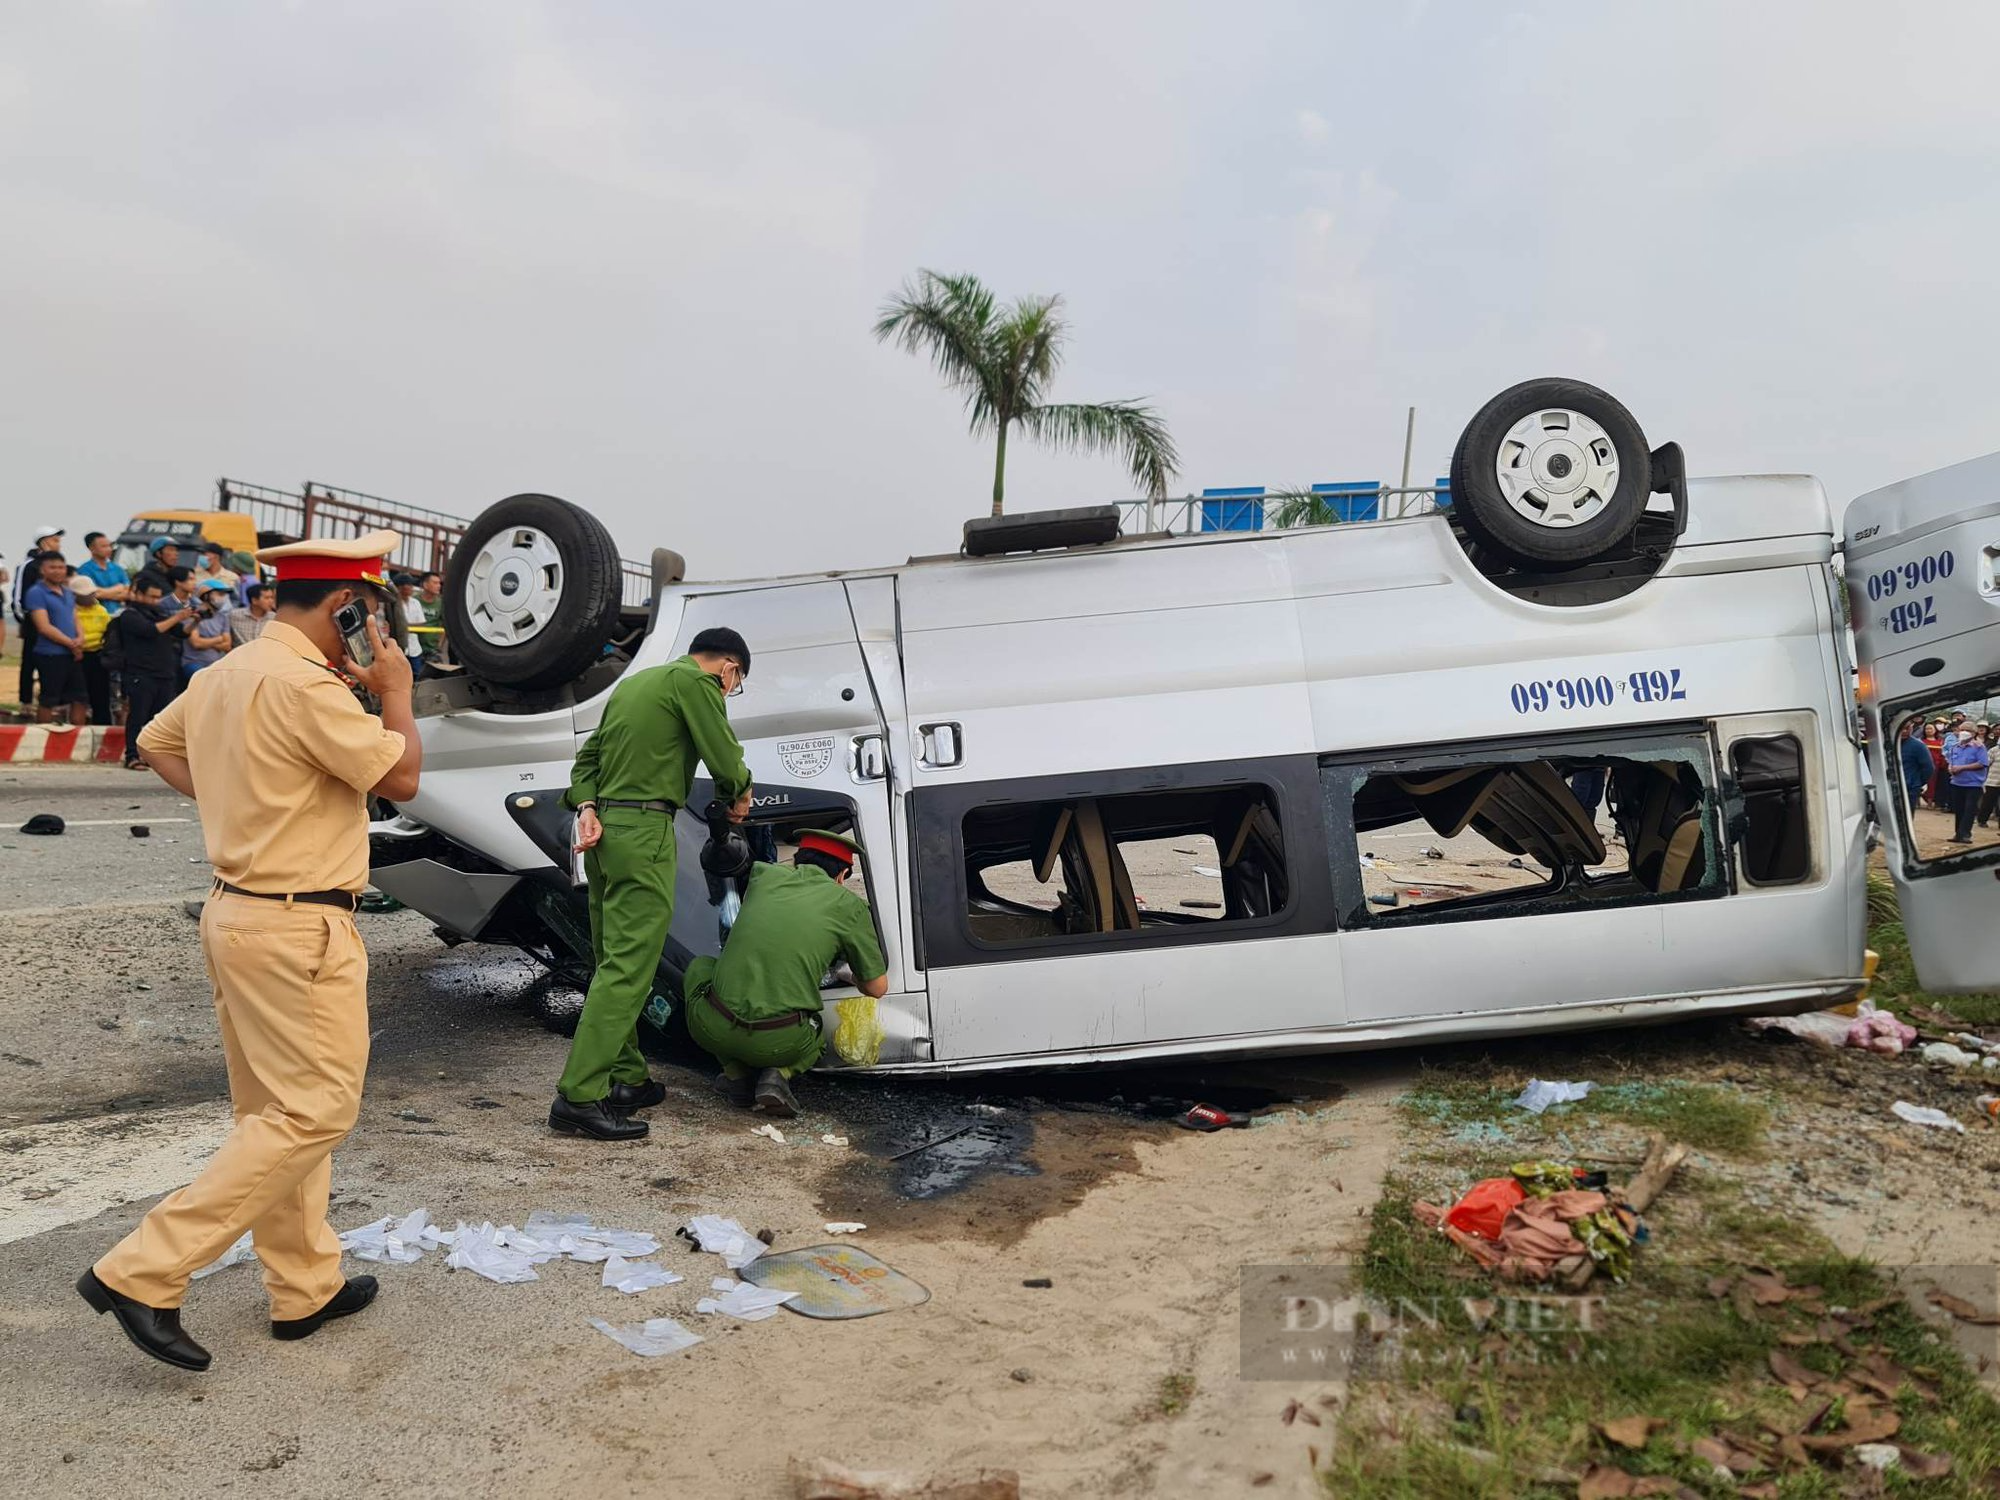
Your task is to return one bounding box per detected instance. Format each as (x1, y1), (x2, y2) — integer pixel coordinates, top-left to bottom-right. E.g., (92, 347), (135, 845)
(1449, 379), (1650, 571)
(443, 493), (623, 691)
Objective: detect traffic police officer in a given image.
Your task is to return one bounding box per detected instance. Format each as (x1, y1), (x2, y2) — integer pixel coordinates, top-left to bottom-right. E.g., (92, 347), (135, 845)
(553, 627), (753, 1141)
(684, 829), (888, 1118)
(79, 531), (420, 1370)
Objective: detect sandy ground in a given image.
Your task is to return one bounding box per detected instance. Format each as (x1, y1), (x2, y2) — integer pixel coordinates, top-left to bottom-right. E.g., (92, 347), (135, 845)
(0, 764), (1403, 1498)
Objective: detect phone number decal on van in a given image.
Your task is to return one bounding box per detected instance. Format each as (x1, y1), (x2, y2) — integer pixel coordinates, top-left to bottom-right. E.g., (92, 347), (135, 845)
(1863, 549), (1954, 601)
(1864, 549), (1955, 638)
(1508, 669), (1686, 714)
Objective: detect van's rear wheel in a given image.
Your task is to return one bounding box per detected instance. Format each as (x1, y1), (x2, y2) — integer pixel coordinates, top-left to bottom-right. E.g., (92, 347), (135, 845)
(444, 493), (622, 690)
(1450, 379), (1651, 571)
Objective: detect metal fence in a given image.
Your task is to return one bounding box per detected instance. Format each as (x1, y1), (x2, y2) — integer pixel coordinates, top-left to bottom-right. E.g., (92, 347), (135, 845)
(1114, 485), (1448, 537)
(216, 478), (653, 608)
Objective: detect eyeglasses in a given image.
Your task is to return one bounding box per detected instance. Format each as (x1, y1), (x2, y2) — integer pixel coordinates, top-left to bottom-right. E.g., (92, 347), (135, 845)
(723, 661), (746, 697)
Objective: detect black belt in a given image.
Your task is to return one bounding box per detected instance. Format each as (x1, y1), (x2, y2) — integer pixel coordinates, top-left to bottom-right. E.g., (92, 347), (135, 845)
(598, 798), (678, 814)
(213, 880), (360, 912)
(704, 991), (819, 1032)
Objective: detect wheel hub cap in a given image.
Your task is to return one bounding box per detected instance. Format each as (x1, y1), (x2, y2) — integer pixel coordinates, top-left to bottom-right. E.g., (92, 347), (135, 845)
(1494, 408), (1621, 529)
(464, 527), (565, 647)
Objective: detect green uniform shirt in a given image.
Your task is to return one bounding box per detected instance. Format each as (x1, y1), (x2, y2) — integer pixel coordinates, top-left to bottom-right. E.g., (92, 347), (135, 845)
(565, 655), (751, 810)
(712, 861), (887, 1021)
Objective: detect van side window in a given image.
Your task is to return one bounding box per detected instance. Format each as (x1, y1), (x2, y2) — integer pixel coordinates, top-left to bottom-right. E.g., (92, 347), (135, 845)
(1323, 731), (1724, 925)
(961, 783), (1290, 947)
(1730, 735), (1810, 885)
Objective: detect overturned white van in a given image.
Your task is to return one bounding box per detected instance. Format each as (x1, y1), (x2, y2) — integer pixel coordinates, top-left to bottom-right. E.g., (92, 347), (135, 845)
(367, 378), (1996, 1073)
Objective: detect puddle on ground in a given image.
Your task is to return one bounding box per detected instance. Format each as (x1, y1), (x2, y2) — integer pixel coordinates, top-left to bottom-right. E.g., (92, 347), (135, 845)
(787, 1057), (1353, 1242)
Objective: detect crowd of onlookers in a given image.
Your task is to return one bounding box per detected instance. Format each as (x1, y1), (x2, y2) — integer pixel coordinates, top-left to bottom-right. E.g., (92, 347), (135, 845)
(4, 525), (446, 768)
(1898, 712), (1999, 844)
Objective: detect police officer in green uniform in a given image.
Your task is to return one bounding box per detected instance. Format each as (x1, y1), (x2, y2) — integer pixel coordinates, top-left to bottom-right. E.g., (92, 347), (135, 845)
(550, 628), (753, 1141)
(684, 829), (888, 1118)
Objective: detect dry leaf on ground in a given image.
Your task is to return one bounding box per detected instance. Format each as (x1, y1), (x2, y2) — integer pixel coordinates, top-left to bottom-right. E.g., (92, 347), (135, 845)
(1597, 1415), (1665, 1449)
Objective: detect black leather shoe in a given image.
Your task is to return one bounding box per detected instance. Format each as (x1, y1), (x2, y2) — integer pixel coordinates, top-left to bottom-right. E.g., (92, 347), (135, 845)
(753, 1069), (799, 1119)
(711, 1071), (756, 1106)
(549, 1094), (649, 1140)
(609, 1077), (667, 1111)
(272, 1275), (378, 1341)
(77, 1268), (211, 1371)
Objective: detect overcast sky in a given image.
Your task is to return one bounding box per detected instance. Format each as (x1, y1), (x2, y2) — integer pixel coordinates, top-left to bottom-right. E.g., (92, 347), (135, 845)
(3, 1), (1996, 580)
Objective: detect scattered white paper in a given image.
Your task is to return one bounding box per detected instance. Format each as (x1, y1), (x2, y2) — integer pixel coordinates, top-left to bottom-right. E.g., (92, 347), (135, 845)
(521, 1210), (662, 1261)
(1191, 865), (1222, 878)
(444, 1221), (549, 1283)
(340, 1207), (453, 1264)
(820, 1133), (849, 1147)
(1891, 1100), (1966, 1134)
(602, 1255), (685, 1295)
(590, 1315), (703, 1357)
(696, 1276), (799, 1322)
(824, 1222), (866, 1234)
(191, 1230), (258, 1279)
(685, 1214), (767, 1270)
(751, 1123), (788, 1144)
(1513, 1079), (1596, 1115)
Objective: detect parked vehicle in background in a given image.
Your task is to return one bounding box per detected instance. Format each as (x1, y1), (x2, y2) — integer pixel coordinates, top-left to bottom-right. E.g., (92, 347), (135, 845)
(362, 377), (1999, 1075)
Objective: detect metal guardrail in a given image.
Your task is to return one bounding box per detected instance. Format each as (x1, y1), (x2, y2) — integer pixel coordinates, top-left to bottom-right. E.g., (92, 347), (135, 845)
(217, 479), (653, 608)
(1114, 486), (1447, 537)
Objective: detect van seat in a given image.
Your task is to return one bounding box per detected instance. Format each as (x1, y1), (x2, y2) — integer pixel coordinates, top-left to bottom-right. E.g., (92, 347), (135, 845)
(1466, 763), (1606, 869)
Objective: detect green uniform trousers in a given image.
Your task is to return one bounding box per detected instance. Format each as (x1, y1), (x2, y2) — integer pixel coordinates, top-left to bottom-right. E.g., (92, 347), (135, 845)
(684, 958), (825, 1080)
(558, 810), (676, 1103)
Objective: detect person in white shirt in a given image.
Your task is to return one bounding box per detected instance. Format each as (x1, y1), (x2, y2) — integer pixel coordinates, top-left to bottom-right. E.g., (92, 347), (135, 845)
(394, 574), (427, 661)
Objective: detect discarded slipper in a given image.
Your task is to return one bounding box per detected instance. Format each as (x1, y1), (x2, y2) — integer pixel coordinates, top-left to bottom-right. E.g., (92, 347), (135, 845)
(1177, 1103), (1252, 1132)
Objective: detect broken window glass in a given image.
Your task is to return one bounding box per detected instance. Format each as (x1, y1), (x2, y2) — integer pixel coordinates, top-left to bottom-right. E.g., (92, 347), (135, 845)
(1323, 731), (1723, 924)
(961, 783), (1289, 946)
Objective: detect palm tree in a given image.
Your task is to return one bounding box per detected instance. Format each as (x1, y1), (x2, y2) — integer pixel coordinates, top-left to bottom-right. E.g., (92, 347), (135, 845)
(1266, 488), (1345, 529)
(874, 270), (1179, 517)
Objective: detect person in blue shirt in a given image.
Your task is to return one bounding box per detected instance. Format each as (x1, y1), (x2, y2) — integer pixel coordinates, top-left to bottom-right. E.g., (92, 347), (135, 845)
(76, 531), (131, 616)
(1899, 719), (1937, 815)
(180, 579), (234, 686)
(1944, 730), (1991, 844)
(24, 552), (88, 726)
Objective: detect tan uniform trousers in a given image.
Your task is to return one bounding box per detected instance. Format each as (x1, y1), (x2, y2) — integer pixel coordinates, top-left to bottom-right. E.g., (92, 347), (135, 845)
(95, 893), (369, 1320)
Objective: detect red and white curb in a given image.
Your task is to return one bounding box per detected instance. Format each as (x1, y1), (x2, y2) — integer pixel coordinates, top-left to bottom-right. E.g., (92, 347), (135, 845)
(0, 725), (128, 763)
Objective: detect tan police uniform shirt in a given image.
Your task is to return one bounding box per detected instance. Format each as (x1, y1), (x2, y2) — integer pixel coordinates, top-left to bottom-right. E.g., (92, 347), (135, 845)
(135, 620), (405, 894)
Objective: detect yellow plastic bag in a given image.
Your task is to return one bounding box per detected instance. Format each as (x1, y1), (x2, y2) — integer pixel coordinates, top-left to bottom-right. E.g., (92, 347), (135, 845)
(832, 996), (885, 1067)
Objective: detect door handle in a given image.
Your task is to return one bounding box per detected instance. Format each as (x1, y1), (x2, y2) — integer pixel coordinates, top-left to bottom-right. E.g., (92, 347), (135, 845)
(918, 721), (964, 769)
(851, 733), (889, 783)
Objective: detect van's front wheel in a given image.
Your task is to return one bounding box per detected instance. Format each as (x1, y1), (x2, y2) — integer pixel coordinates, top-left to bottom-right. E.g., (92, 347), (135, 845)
(1450, 378), (1651, 571)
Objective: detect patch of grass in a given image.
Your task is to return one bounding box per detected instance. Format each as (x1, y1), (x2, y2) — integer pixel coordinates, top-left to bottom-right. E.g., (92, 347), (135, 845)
(1154, 1372), (1196, 1419)
(1869, 872), (2000, 1027)
(1325, 1183), (2000, 1499)
(1399, 1075), (1767, 1157)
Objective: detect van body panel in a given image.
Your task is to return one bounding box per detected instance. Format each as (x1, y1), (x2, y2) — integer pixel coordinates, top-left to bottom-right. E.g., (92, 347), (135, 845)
(1848, 452), (2000, 991)
(399, 703), (579, 874)
(928, 934), (1345, 1060)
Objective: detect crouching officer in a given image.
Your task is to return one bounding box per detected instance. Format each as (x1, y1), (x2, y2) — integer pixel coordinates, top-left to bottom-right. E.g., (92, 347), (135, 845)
(684, 830), (889, 1118)
(553, 628), (754, 1141)
(78, 532), (420, 1370)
